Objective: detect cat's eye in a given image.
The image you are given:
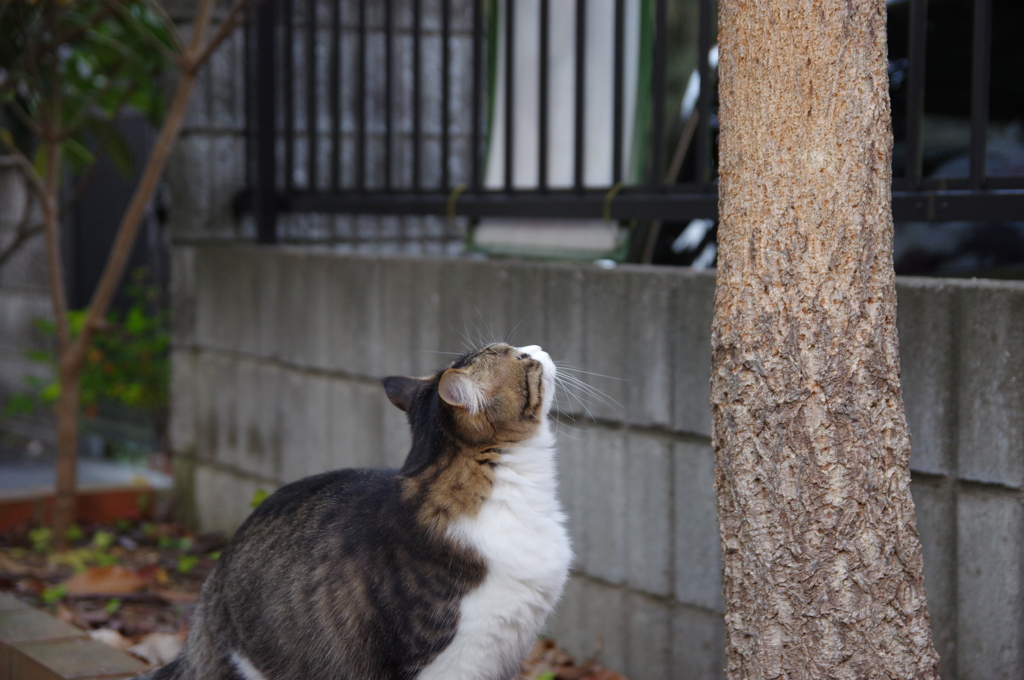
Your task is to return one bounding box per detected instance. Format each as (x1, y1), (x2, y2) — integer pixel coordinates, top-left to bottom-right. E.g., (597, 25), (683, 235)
(517, 352), (530, 360)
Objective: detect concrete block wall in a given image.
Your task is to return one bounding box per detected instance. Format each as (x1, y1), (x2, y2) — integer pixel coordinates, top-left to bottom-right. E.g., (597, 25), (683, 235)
(171, 243), (1024, 680)
(0, 159), (54, 445)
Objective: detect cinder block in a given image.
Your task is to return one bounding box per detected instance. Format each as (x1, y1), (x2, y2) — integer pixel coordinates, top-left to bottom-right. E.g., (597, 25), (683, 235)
(280, 371), (331, 482)
(671, 605), (726, 680)
(169, 349), (197, 454)
(957, 282), (1024, 488)
(554, 421), (588, 567)
(275, 251), (317, 367)
(581, 266), (629, 422)
(250, 248), (282, 359)
(671, 270), (716, 437)
(625, 267), (676, 428)
(545, 266), (587, 415)
(166, 136), (212, 239)
(327, 380), (387, 471)
(625, 434), (673, 596)
(192, 353), (218, 462)
(170, 246), (196, 347)
(624, 592), (673, 680)
(211, 354), (241, 470)
(504, 261), (548, 350)
(674, 441), (723, 612)
(194, 464), (238, 534)
(956, 488), (1024, 680)
(896, 279), (956, 475)
(438, 260), (511, 355)
(234, 360), (281, 481)
(407, 258), (445, 376)
(546, 576), (627, 673)
(377, 256), (419, 376)
(909, 478), (957, 680)
(194, 246), (240, 351)
(574, 428), (627, 584)
(324, 256), (382, 376)
(381, 392), (412, 469)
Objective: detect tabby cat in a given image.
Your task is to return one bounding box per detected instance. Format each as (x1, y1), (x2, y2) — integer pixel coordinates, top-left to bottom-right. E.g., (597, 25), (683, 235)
(140, 343), (572, 680)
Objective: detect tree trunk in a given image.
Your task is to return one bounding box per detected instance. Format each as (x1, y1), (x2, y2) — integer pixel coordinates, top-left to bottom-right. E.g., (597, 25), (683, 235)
(53, 367), (80, 540)
(711, 1), (940, 679)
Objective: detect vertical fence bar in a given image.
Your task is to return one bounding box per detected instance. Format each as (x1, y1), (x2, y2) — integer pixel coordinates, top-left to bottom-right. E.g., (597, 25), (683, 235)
(254, 0), (277, 243)
(905, 0), (927, 188)
(573, 0), (586, 192)
(357, 0), (366, 191)
(441, 0), (451, 189)
(305, 0), (317, 190)
(696, 0), (712, 184)
(330, 0), (341, 190)
(649, 0), (666, 187)
(283, 0), (294, 192)
(969, 0), (991, 190)
(612, 0), (624, 184)
(504, 0), (515, 191)
(413, 0), (422, 191)
(385, 0), (393, 191)
(538, 0), (549, 191)
(471, 0), (483, 192)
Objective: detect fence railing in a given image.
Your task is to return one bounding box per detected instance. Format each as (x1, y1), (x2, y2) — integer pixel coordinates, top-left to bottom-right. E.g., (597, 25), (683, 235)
(243, 0), (1024, 246)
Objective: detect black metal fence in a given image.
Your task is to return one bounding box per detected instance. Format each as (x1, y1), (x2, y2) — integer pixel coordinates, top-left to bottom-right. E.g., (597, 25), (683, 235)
(244, 0), (1024, 246)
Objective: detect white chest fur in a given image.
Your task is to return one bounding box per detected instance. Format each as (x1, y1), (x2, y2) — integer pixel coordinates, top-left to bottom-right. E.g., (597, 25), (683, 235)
(416, 426), (573, 680)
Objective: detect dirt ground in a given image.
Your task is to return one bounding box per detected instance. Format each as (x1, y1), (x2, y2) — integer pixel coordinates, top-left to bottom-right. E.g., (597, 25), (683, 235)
(0, 520), (627, 679)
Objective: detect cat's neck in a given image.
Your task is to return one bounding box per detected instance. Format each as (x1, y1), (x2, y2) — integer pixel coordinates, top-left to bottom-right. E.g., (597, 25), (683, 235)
(400, 419), (557, 533)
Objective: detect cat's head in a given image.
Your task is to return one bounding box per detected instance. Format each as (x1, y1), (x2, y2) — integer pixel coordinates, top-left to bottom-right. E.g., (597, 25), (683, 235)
(383, 343), (556, 448)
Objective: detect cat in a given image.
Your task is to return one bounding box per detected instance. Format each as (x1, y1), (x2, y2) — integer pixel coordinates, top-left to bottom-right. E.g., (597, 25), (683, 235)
(139, 343), (573, 680)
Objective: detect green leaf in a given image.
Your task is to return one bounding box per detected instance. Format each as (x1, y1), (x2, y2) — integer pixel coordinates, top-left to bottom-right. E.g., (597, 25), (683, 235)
(41, 584), (68, 605)
(29, 527), (52, 554)
(103, 598), (122, 615)
(250, 489), (270, 508)
(40, 382), (60, 404)
(61, 136), (95, 174)
(92, 530), (115, 550)
(64, 524), (84, 543)
(3, 393), (36, 417)
(177, 555), (199, 574)
(102, 127), (134, 178)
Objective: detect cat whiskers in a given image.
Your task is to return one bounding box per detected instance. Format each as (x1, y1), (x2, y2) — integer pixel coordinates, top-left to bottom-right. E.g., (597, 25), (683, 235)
(550, 364), (621, 439)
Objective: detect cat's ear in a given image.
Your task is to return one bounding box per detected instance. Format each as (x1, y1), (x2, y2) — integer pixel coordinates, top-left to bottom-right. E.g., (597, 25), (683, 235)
(438, 368), (485, 414)
(382, 376), (426, 412)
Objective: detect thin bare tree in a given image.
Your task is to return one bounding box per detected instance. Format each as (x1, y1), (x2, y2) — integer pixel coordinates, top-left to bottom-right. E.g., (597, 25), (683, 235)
(1, 0), (254, 546)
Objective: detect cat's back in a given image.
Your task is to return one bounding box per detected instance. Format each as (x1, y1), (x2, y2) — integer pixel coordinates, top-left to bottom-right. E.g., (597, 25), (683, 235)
(182, 467), (486, 680)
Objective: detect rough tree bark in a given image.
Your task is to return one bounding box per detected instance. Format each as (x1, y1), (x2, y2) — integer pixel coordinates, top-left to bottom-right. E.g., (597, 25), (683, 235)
(711, 1), (941, 678)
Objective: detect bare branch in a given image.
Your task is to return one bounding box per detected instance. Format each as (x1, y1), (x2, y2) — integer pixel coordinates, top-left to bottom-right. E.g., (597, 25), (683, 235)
(0, 223), (43, 270)
(5, 96), (44, 139)
(0, 136), (47, 201)
(190, 0), (218, 52)
(191, 0), (253, 72)
(72, 65), (200, 367)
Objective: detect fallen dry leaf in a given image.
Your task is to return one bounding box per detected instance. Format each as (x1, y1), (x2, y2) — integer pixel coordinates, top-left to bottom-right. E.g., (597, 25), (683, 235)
(63, 565), (147, 595)
(129, 631), (184, 666)
(90, 627), (133, 652)
(155, 588), (199, 603)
